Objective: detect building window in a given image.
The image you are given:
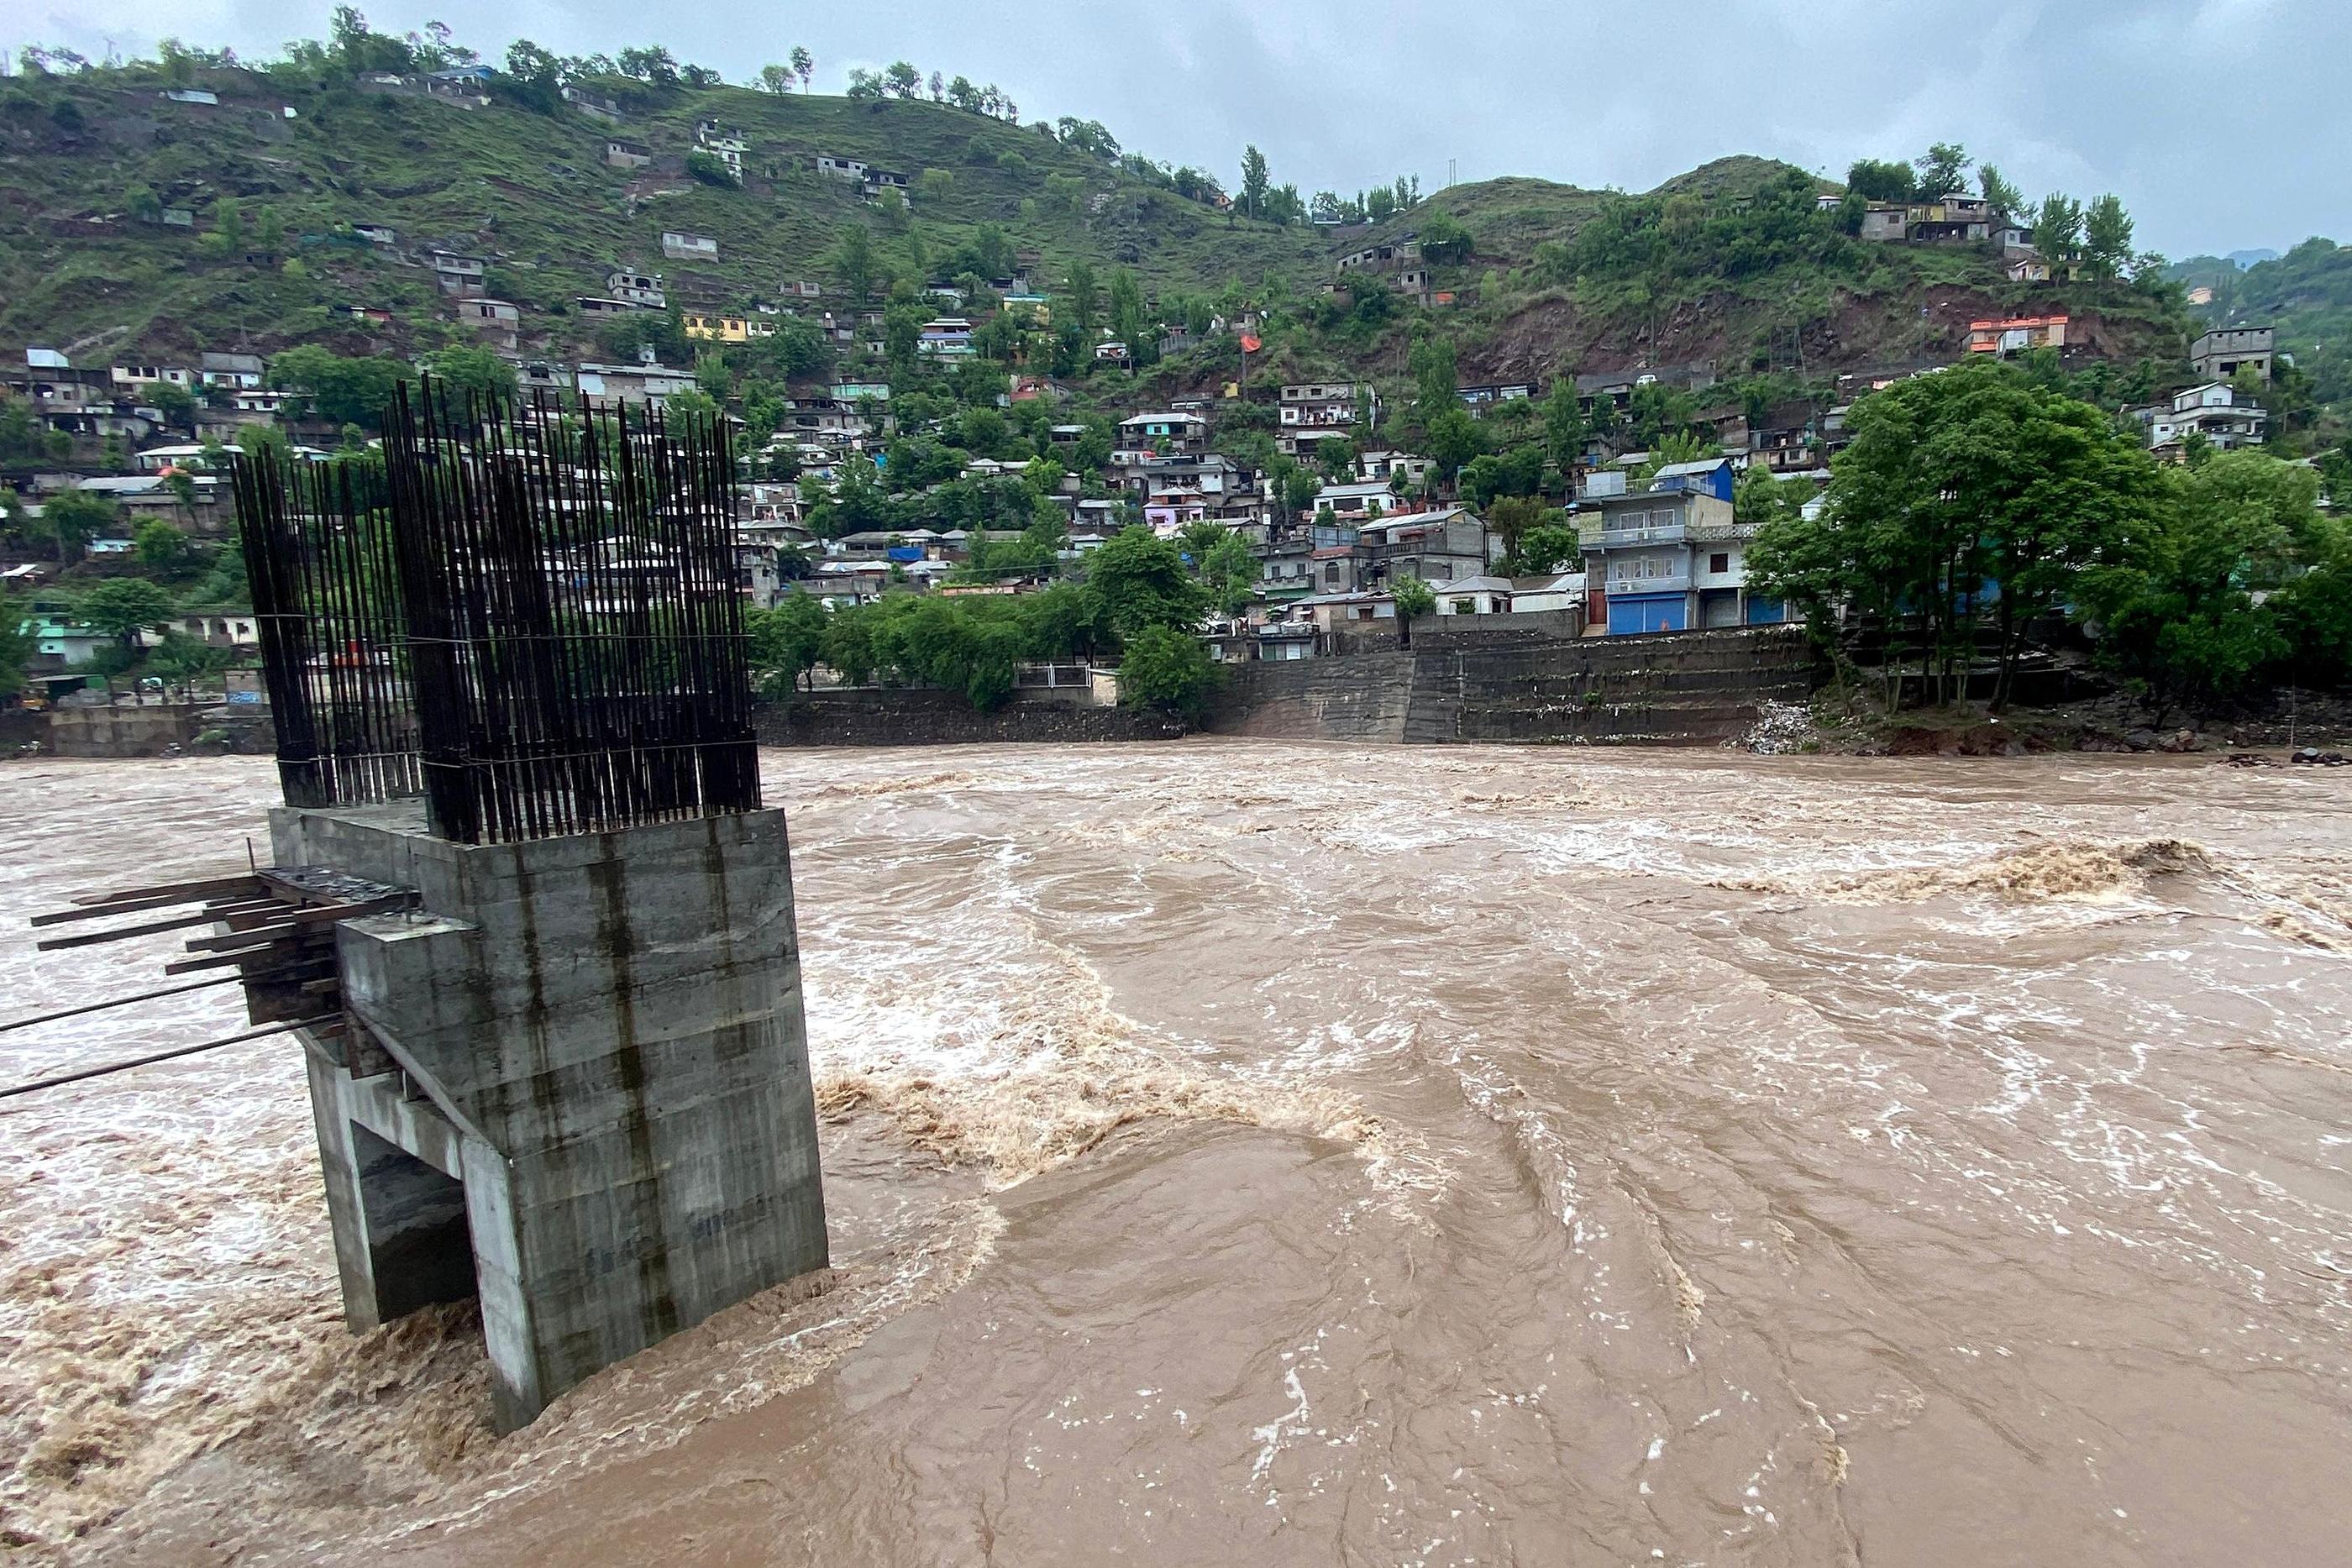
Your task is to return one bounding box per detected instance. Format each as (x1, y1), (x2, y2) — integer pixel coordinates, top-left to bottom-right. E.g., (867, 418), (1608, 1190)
(1324, 562), (1341, 585)
(1710, 553), (1730, 574)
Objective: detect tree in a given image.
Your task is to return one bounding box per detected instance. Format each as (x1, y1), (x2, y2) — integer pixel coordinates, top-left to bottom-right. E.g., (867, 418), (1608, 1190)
(685, 149), (738, 186)
(1064, 259), (1100, 334)
(421, 343), (517, 403)
(1118, 624), (1218, 718)
(1977, 163), (2024, 219)
(1417, 213), (1473, 265)
(747, 591), (829, 693)
(1845, 158), (1917, 203)
(1542, 377), (1588, 474)
(790, 46), (813, 92)
(38, 487), (118, 565)
(2034, 193), (2083, 264)
(2083, 194), (2134, 281)
(77, 578), (178, 653)
(830, 223), (881, 300)
(1751, 357), (2161, 709)
(270, 345), (412, 428)
(1366, 185), (1398, 224)
(883, 60), (921, 98)
(1085, 527), (1206, 642)
(1198, 530), (1259, 617)
(1423, 408), (1485, 481)
(1914, 142), (1971, 199)
(0, 590), (33, 696)
(1239, 144), (1271, 221)
(1389, 574), (1436, 646)
(134, 517), (192, 571)
(1409, 332), (1458, 427)
(1505, 524), (1581, 576)
(2081, 453), (2324, 722)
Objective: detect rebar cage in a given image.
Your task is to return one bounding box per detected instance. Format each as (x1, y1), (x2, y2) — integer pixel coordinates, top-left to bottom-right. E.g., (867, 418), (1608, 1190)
(232, 379), (761, 845)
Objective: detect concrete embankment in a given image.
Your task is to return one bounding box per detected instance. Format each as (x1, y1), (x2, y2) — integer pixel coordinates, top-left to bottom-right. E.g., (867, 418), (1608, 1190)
(755, 687), (1184, 747)
(1209, 626), (1818, 746)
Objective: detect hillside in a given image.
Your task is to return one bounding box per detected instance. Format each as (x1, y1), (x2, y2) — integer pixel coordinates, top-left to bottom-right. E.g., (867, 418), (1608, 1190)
(0, 58), (2195, 402)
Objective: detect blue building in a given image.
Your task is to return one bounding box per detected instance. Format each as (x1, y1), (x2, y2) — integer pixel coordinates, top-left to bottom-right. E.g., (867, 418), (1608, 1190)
(1581, 484), (1793, 634)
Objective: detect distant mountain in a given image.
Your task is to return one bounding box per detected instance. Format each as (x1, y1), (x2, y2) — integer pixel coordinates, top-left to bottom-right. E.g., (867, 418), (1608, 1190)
(2229, 249), (2281, 270)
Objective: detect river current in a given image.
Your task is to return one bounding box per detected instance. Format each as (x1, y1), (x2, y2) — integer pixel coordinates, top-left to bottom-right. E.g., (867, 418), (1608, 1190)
(2, 745), (2347, 1565)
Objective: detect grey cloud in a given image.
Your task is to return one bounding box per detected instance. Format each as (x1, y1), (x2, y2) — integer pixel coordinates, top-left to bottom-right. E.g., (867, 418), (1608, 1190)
(13, 0), (2347, 255)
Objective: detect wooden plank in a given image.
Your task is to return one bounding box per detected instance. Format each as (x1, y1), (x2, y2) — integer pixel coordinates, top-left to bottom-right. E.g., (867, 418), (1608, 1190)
(66, 873), (265, 910)
(164, 941), (313, 975)
(36, 904), (285, 952)
(31, 881), (265, 927)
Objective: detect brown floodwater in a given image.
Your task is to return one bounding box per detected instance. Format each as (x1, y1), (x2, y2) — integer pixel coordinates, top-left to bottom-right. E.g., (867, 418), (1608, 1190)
(3, 744), (2349, 1565)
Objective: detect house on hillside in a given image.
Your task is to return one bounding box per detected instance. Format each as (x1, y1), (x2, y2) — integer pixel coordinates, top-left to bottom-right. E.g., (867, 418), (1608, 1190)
(919, 317), (975, 358)
(1575, 362), (1719, 417)
(1336, 235), (1416, 271)
(564, 85), (626, 121)
(110, 364), (193, 390)
(605, 139), (654, 169)
(684, 313), (775, 343)
(459, 298), (521, 350)
(1116, 412), (1210, 454)
(2191, 326), (2275, 385)
(1966, 314), (2068, 356)
(1457, 381), (1534, 408)
(815, 155), (869, 181)
(694, 120), (748, 176)
(2137, 383), (2269, 460)
(604, 270), (666, 308)
(662, 231), (719, 261)
(574, 360), (697, 406)
(863, 169), (911, 202)
(1357, 506), (1494, 585)
(431, 252), (486, 296)
(352, 223), (398, 246)
(1648, 456), (1736, 501)
(2007, 256), (2053, 282)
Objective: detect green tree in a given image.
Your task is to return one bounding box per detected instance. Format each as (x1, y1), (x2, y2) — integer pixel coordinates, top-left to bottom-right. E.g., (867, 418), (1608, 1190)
(1541, 376), (1588, 474)
(790, 45), (813, 91)
(1751, 358), (2161, 709)
(2079, 452), (2324, 722)
(134, 517), (192, 571)
(1914, 142), (1971, 198)
(1409, 332), (1458, 427)
(1118, 624), (1218, 718)
(2034, 193), (2084, 264)
(1085, 526), (1206, 642)
(830, 224), (881, 301)
(76, 578), (178, 654)
(1417, 213), (1474, 265)
(685, 149), (738, 186)
(1239, 144), (1270, 221)
(0, 589), (33, 695)
(1197, 529), (1259, 617)
(38, 487), (118, 565)
(421, 343), (518, 403)
(1977, 163), (2024, 219)
(1422, 408), (1485, 481)
(1504, 524), (1581, 576)
(747, 592), (829, 693)
(270, 345), (412, 428)
(2083, 194), (2134, 281)
(1064, 259), (1100, 335)
(1844, 158), (1917, 202)
(1389, 574), (1436, 646)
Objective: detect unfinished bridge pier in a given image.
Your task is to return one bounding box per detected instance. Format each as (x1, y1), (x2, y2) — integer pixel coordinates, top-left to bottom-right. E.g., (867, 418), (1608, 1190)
(287, 802), (823, 1429)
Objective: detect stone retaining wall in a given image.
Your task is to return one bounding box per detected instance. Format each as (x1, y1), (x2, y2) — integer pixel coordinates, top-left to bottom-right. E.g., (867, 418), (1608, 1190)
(756, 688), (1184, 747)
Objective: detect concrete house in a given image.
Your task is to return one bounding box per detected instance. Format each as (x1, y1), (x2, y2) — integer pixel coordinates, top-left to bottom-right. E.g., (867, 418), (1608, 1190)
(815, 155), (869, 181)
(1966, 314), (2069, 356)
(605, 270), (667, 308)
(1356, 506), (1494, 585)
(2139, 383), (2269, 459)
(1116, 412), (1210, 454)
(605, 139), (654, 169)
(662, 232), (719, 261)
(431, 252), (487, 296)
(2191, 326), (2276, 385)
(1581, 487), (1788, 633)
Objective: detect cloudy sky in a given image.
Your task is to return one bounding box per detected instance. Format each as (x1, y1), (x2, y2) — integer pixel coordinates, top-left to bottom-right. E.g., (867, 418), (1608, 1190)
(6, 0), (2344, 258)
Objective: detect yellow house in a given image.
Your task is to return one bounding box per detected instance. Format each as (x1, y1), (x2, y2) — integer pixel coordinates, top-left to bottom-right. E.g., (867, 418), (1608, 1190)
(682, 314), (776, 343)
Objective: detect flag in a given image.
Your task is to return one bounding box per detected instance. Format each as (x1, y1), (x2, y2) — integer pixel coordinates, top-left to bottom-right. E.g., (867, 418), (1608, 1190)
(1239, 333), (1261, 354)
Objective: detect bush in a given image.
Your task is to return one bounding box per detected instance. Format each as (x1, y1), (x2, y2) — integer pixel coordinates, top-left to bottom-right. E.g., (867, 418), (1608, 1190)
(685, 149), (738, 187)
(1118, 625), (1219, 718)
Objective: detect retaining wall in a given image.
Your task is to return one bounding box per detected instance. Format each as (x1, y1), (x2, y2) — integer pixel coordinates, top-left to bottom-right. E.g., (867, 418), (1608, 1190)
(756, 687), (1184, 746)
(1206, 626), (1816, 746)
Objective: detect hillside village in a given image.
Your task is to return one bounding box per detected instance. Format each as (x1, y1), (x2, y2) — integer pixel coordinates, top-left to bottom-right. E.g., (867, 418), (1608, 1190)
(3, 19), (2349, 737)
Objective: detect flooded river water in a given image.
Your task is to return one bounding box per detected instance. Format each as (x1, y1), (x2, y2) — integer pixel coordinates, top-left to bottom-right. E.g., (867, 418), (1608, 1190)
(3, 744), (2348, 1565)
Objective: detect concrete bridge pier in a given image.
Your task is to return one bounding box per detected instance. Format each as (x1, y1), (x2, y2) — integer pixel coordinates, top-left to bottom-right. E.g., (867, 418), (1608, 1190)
(276, 803), (829, 1431)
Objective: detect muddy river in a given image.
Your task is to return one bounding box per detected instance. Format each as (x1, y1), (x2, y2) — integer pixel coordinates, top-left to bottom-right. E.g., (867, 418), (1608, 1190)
(2, 745), (2348, 1565)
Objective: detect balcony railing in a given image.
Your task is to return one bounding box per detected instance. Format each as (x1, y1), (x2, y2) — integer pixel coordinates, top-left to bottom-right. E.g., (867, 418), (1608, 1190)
(1604, 570), (1691, 595)
(1584, 521), (1687, 547)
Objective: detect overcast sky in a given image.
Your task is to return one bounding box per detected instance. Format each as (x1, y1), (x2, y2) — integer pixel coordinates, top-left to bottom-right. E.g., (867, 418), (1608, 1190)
(7, 0), (2344, 258)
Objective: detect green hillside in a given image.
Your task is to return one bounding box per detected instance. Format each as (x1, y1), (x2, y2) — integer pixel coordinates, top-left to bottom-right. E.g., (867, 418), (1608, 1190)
(0, 52), (2198, 408)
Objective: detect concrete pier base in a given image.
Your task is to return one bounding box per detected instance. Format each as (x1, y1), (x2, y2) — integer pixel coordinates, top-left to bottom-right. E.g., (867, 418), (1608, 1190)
(274, 803), (829, 1431)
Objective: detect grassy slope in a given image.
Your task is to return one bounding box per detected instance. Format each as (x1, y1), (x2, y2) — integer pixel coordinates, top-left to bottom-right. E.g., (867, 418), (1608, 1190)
(0, 71), (2189, 393)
